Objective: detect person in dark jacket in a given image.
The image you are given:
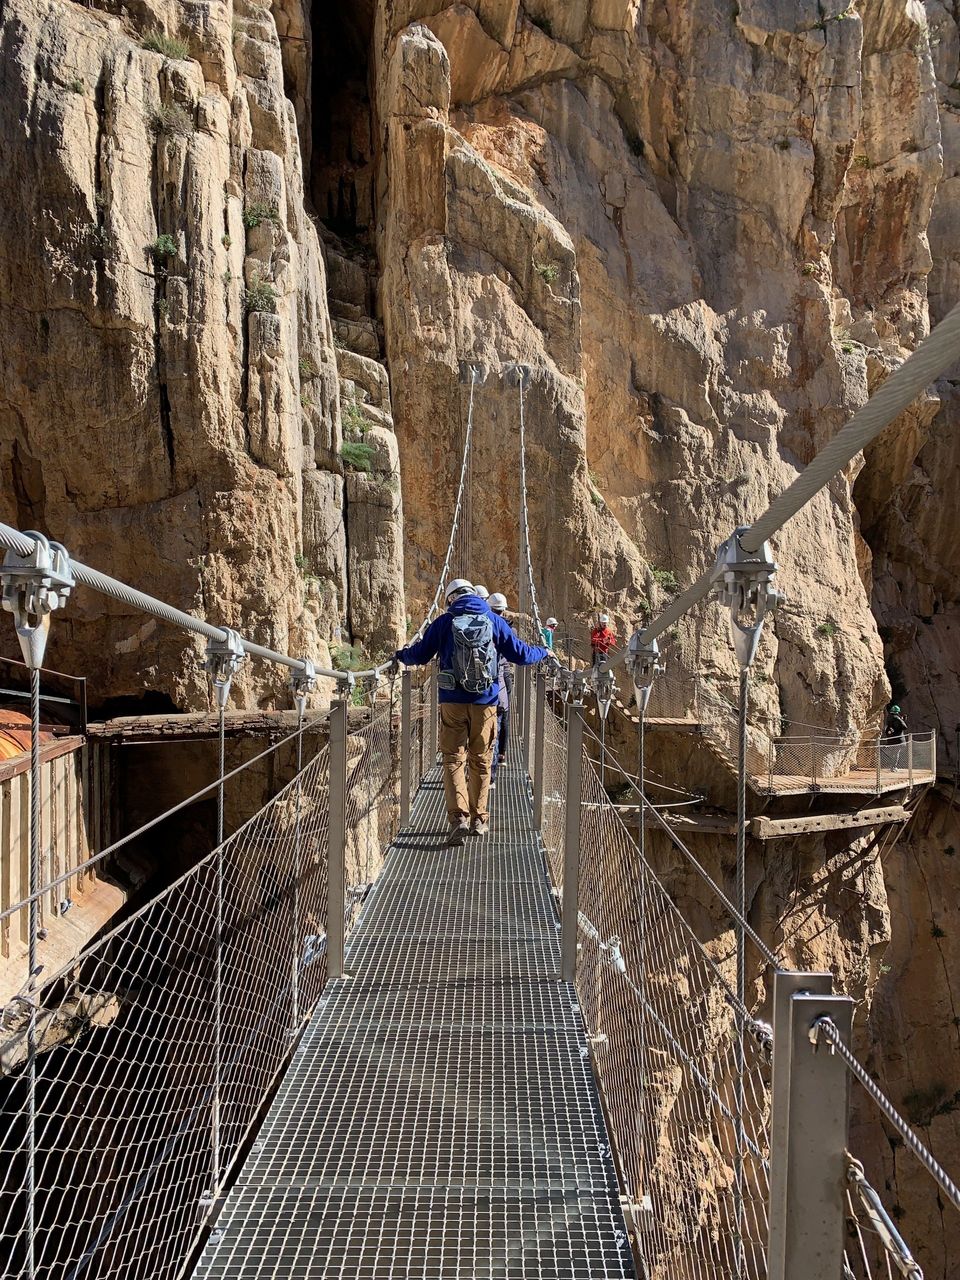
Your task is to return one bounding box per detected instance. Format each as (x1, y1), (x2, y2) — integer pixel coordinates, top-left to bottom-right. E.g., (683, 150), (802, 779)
(393, 580), (547, 842)
(488, 593), (512, 786)
(884, 703), (908, 769)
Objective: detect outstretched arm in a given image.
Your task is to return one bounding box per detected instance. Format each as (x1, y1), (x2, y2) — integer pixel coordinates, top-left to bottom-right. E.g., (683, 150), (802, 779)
(395, 616), (443, 666)
(492, 616), (548, 667)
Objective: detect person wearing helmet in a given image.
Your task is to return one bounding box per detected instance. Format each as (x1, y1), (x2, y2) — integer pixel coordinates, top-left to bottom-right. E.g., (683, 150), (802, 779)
(392, 581), (548, 843)
(488, 593), (512, 787)
(541, 617), (558, 650)
(590, 613), (617, 670)
(883, 702), (908, 769)
(473, 584), (490, 600)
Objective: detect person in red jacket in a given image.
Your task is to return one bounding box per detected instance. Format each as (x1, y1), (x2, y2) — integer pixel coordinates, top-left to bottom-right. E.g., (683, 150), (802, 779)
(590, 613), (617, 670)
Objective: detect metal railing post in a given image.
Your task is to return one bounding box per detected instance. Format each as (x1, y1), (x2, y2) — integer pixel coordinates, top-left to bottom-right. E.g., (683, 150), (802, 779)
(526, 665), (537, 775)
(326, 699), (348, 979)
(428, 669), (438, 762)
(908, 734), (914, 787)
(400, 669), (412, 824)
(768, 970), (854, 1280)
(533, 671), (546, 826)
(876, 738), (882, 792)
(560, 697), (585, 982)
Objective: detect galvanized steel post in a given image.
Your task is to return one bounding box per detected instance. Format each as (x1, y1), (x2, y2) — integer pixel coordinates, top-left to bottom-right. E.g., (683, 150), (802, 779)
(400, 669), (412, 825)
(768, 970), (854, 1280)
(326, 699), (348, 979)
(560, 691), (585, 982)
(533, 671), (546, 827)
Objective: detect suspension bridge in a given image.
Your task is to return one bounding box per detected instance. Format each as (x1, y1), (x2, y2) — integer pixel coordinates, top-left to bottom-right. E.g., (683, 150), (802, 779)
(1, 306), (960, 1280)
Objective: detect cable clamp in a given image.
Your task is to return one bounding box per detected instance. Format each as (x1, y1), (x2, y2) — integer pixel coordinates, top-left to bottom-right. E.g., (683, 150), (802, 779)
(1, 531), (74, 669)
(625, 635), (664, 714)
(204, 628), (246, 709)
(712, 526), (784, 669)
(593, 669), (617, 721)
(289, 659), (317, 716)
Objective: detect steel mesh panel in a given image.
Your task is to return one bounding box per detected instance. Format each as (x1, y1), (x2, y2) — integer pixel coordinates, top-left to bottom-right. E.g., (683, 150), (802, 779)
(542, 702), (772, 1280)
(194, 1187), (635, 1279)
(0, 700), (408, 1280)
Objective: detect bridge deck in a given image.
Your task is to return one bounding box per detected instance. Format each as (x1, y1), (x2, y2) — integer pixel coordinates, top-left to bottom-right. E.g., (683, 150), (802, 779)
(193, 751), (636, 1279)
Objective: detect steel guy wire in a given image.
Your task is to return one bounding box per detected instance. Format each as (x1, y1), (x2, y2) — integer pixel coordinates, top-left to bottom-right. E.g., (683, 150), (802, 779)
(813, 1016), (960, 1217)
(845, 1154), (924, 1280)
(578, 710), (778, 968)
(407, 366), (479, 644)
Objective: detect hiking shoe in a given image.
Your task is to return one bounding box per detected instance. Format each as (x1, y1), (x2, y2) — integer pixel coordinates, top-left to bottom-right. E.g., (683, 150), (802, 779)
(470, 818), (489, 837)
(446, 819), (469, 846)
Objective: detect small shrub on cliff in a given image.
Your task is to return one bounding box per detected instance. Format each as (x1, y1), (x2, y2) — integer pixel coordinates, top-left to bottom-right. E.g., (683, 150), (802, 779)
(652, 566), (679, 597)
(801, 262), (817, 276)
(68, 78), (84, 94)
(332, 643), (366, 672)
(774, 137), (791, 151)
(816, 620), (838, 638)
(534, 260), (559, 285)
(298, 355), (317, 379)
(142, 31), (190, 60)
(243, 201), (280, 230)
(852, 155), (872, 169)
(150, 103), (194, 137)
(243, 276), (278, 315)
(340, 441), (375, 473)
(150, 234), (177, 265)
(343, 401), (372, 438)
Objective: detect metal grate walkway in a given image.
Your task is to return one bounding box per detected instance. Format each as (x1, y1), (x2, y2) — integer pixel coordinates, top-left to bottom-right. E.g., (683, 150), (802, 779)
(193, 748), (636, 1279)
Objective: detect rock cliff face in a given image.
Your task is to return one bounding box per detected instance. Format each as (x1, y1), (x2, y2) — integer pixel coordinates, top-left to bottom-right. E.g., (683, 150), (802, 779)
(1, 0), (959, 1269)
(0, 0), (405, 709)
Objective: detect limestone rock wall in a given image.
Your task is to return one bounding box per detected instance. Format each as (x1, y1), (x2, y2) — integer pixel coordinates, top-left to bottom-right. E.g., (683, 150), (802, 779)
(0, 0), (405, 710)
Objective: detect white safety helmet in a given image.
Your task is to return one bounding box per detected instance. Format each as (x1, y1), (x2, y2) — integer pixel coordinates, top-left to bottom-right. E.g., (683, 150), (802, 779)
(489, 592), (508, 612)
(473, 584), (490, 599)
(445, 578), (473, 601)
(599, 613), (610, 624)
(545, 617), (558, 628)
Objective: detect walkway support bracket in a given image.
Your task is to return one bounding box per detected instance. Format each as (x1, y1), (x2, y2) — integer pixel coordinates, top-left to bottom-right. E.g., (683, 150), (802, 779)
(768, 970), (854, 1280)
(327, 699), (348, 979)
(560, 679), (586, 983)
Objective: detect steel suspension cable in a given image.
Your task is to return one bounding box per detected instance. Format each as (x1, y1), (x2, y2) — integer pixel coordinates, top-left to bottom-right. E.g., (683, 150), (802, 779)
(814, 1016), (960, 1216)
(517, 372), (543, 633)
(407, 367), (479, 643)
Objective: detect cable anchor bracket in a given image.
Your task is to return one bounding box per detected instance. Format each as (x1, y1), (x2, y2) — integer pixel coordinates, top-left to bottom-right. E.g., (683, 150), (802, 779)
(1, 531), (75, 670)
(289, 659), (317, 716)
(205, 628), (246, 709)
(626, 634), (664, 715)
(712, 526), (783, 669)
(593, 668), (617, 721)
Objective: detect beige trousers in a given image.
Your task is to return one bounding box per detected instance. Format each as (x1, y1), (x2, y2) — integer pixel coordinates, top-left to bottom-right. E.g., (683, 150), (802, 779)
(439, 702), (498, 823)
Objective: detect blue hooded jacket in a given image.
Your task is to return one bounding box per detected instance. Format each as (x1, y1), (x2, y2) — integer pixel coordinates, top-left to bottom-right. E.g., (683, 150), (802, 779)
(395, 593), (548, 705)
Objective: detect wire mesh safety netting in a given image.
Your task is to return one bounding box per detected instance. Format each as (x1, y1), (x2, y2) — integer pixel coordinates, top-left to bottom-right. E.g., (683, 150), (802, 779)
(543, 703), (772, 1280)
(0, 698), (405, 1280)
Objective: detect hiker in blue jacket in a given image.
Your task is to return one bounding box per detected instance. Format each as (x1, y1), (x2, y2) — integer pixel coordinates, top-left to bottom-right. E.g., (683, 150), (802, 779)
(393, 579), (548, 844)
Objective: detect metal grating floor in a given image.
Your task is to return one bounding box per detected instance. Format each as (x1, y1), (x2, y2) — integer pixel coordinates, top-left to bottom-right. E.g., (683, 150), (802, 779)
(193, 745), (636, 1279)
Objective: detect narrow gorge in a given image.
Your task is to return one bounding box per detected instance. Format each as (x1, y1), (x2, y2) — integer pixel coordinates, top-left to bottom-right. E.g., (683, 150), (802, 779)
(1, 0), (959, 1274)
